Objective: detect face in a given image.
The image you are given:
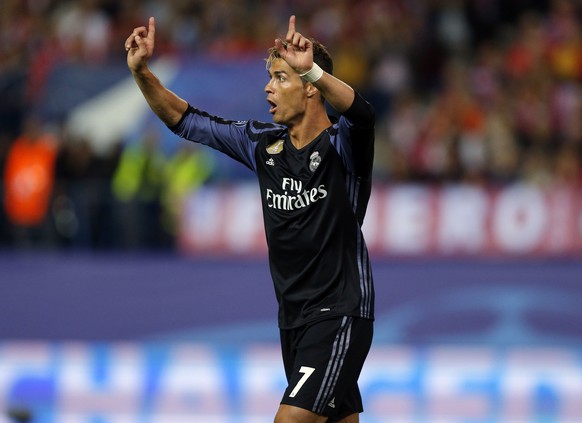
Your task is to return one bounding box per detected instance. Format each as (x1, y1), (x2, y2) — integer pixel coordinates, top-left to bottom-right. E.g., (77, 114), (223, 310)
(264, 58), (307, 126)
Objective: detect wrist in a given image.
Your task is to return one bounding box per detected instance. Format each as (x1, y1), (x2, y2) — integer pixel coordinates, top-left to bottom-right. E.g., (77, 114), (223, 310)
(131, 65), (152, 78)
(299, 63), (324, 84)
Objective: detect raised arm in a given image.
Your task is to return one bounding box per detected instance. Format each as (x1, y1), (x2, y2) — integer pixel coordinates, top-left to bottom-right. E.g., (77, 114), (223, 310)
(274, 15), (355, 113)
(125, 17), (187, 126)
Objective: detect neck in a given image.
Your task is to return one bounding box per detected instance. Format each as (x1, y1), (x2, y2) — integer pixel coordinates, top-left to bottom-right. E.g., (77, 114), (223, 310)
(287, 106), (332, 150)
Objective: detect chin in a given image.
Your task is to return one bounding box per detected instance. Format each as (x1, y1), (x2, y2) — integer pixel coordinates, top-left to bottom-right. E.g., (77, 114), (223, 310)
(272, 115), (286, 125)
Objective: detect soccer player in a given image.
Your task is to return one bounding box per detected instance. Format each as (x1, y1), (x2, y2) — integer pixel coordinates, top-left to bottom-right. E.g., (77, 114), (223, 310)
(125, 15), (375, 423)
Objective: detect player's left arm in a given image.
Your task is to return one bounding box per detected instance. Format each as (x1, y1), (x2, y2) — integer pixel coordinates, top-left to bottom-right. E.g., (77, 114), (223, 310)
(340, 94), (375, 177)
(311, 71), (357, 115)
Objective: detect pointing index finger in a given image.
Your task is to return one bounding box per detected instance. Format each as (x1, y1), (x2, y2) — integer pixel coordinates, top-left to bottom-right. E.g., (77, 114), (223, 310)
(148, 16), (155, 41)
(286, 15), (296, 40)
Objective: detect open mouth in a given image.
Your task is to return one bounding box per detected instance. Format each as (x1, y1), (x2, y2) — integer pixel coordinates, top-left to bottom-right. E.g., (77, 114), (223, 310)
(267, 99), (277, 114)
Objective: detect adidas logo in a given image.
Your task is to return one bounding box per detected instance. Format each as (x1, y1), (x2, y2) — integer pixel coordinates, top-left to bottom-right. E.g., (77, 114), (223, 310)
(327, 397), (335, 408)
(266, 158), (275, 166)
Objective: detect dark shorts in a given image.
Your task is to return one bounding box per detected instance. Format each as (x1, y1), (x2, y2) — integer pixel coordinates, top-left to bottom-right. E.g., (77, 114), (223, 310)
(279, 316), (373, 420)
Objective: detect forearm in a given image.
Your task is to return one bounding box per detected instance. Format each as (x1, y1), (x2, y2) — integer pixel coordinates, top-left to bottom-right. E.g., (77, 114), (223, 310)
(132, 67), (188, 127)
(311, 71), (355, 114)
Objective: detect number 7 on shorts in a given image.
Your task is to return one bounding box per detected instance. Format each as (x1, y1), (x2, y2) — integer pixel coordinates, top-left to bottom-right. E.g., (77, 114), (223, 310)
(289, 366), (315, 398)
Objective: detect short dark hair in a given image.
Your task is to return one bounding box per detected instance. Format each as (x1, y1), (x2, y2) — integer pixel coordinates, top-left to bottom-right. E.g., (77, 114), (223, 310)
(266, 38), (333, 76)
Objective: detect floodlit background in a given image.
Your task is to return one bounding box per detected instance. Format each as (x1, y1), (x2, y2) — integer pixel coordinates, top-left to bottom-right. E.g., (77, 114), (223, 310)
(1, 0), (582, 422)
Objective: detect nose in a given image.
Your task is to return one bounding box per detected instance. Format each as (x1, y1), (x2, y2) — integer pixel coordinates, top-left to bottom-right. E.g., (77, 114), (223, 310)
(264, 79), (273, 93)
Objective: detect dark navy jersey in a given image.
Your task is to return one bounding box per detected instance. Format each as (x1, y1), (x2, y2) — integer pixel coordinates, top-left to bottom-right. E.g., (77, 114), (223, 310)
(170, 93), (375, 329)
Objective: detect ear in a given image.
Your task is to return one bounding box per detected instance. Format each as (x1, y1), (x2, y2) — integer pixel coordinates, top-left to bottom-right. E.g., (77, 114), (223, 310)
(305, 83), (320, 99)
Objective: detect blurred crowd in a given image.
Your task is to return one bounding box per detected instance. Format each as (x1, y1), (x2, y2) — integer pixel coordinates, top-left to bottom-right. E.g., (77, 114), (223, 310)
(1, 0), (582, 250)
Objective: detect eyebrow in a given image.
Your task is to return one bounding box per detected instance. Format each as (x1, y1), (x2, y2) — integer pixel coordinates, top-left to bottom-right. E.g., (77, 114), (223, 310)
(268, 69), (289, 78)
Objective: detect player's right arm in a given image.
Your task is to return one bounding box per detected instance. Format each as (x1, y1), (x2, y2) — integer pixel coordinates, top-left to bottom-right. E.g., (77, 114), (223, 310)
(125, 17), (187, 127)
(126, 17), (261, 172)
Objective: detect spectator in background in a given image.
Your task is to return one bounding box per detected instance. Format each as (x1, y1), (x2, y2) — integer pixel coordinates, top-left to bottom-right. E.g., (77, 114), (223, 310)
(483, 93), (520, 185)
(53, 129), (98, 249)
(3, 116), (58, 248)
(161, 143), (214, 239)
(52, 0), (112, 64)
(111, 129), (168, 249)
(545, 0), (582, 81)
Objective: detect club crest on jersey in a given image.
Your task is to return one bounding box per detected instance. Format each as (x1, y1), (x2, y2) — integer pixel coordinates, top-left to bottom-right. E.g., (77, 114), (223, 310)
(266, 140), (284, 155)
(309, 151), (321, 172)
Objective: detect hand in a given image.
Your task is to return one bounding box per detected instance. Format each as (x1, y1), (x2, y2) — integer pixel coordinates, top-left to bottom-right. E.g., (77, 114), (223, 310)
(274, 15), (314, 75)
(125, 17), (156, 73)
